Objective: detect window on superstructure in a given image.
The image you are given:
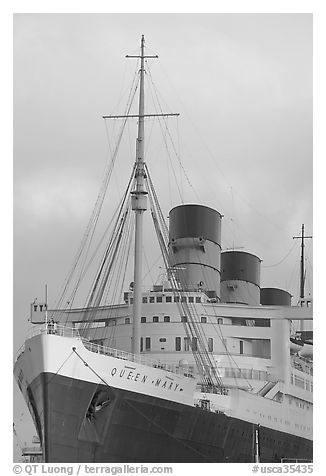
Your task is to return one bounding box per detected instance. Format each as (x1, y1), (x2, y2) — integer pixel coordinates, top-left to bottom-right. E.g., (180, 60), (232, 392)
(125, 318), (130, 324)
(174, 296), (180, 303)
(149, 297), (155, 303)
(130, 298), (133, 304)
(181, 296), (187, 303)
(140, 337), (143, 352)
(196, 297), (201, 303)
(145, 337), (151, 351)
(156, 296), (163, 303)
(188, 296), (194, 303)
(166, 296), (172, 303)
(142, 297), (148, 304)
(184, 337), (191, 351)
(201, 316), (207, 323)
(164, 316), (170, 322)
(141, 317), (146, 323)
(217, 318), (223, 324)
(240, 340), (244, 355)
(192, 337), (198, 351)
(153, 316), (159, 323)
(208, 337), (213, 352)
(294, 376), (305, 389)
(181, 316), (187, 323)
(175, 337), (181, 351)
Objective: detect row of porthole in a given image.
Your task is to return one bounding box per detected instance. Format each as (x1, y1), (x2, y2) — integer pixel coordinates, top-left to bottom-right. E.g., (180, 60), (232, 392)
(124, 316), (223, 324)
(139, 336), (214, 352)
(126, 296), (203, 304)
(252, 410), (310, 432)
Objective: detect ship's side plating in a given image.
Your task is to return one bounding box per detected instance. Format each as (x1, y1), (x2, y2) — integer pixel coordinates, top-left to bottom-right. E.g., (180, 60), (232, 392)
(14, 329), (312, 463)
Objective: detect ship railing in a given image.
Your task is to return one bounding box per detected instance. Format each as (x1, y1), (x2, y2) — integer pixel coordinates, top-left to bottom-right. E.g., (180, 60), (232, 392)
(81, 339), (196, 377)
(22, 446), (43, 456)
(14, 324), (82, 362)
(16, 323), (196, 377)
(198, 384), (230, 395)
(291, 355), (313, 376)
(24, 323), (82, 339)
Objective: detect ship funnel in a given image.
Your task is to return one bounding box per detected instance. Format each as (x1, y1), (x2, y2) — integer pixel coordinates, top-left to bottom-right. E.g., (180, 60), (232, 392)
(260, 288), (292, 306)
(168, 204), (222, 297)
(220, 251), (261, 305)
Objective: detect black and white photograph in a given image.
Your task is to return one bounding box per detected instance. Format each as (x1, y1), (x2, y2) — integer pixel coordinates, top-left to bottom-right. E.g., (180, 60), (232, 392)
(13, 12), (313, 466)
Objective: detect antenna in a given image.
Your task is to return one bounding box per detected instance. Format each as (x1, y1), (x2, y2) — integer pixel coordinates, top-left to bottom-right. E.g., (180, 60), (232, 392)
(293, 224), (312, 304)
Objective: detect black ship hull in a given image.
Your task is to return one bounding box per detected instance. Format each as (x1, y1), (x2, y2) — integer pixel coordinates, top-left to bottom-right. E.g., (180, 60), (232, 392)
(26, 372), (312, 463)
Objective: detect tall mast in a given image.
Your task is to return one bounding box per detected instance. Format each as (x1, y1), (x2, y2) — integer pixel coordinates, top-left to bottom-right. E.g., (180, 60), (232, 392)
(130, 35), (148, 355)
(103, 36), (178, 355)
(293, 224), (312, 305)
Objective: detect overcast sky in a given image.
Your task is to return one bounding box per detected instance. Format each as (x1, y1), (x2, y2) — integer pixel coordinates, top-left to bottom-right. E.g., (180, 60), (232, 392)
(13, 13), (312, 457)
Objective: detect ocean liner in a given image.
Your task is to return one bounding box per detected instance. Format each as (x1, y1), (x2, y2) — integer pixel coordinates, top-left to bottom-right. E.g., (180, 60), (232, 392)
(14, 36), (313, 463)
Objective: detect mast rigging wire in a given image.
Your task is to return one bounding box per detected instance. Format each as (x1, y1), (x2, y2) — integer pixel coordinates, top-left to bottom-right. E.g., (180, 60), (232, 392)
(144, 165), (224, 390)
(53, 67), (140, 316)
(262, 241), (298, 268)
